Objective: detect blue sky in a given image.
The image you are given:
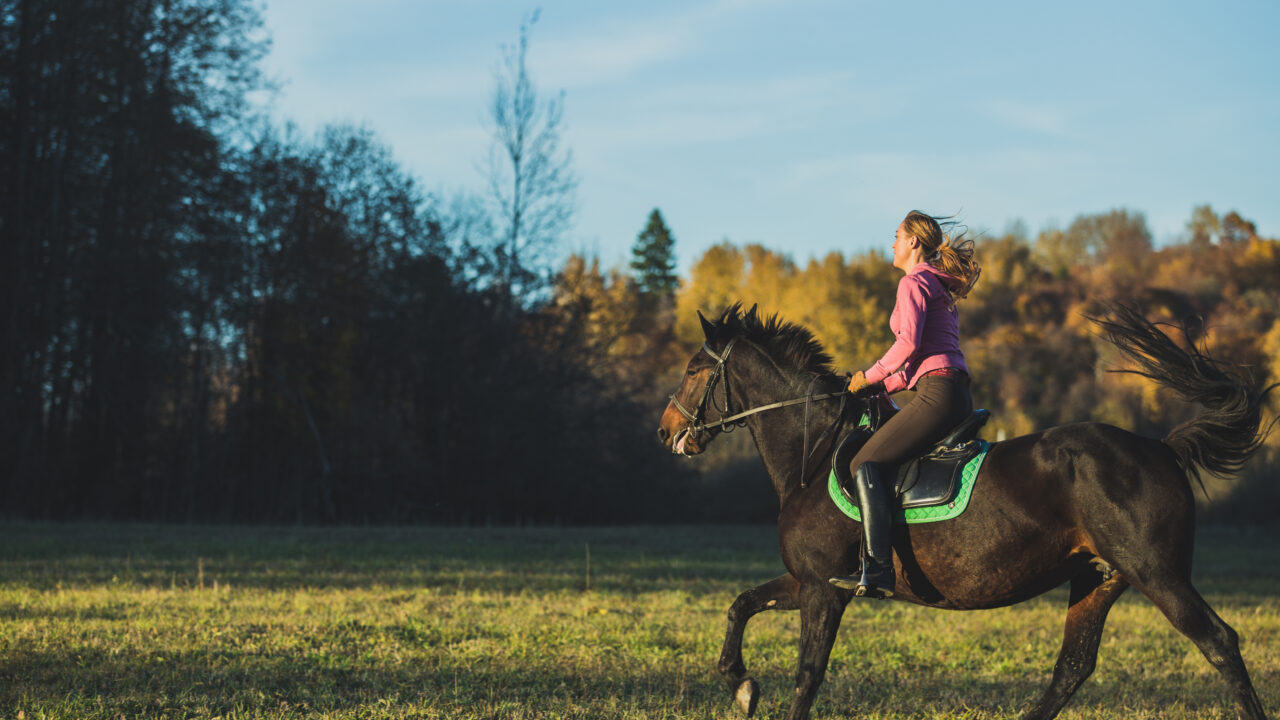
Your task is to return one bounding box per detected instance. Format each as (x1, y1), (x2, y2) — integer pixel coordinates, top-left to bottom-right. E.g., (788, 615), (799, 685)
(258, 0), (1280, 274)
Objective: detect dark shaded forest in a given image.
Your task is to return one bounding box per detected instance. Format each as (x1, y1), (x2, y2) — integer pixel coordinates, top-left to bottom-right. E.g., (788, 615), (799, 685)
(3, 1), (1277, 524)
(0, 0), (696, 523)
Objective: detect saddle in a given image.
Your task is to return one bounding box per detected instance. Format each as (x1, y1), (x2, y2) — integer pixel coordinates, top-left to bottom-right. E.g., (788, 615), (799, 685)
(832, 408), (991, 510)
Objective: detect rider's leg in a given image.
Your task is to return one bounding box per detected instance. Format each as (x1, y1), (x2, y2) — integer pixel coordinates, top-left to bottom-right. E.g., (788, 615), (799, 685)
(828, 372), (973, 597)
(830, 461), (895, 596)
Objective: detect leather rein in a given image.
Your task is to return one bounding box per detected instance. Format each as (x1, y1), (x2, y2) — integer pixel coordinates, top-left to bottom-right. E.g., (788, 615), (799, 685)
(668, 336), (854, 487)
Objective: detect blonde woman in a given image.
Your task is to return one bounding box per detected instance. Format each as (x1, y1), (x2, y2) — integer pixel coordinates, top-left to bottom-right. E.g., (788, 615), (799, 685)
(829, 211), (982, 598)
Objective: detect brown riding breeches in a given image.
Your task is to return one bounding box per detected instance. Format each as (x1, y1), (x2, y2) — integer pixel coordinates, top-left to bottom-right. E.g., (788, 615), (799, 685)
(849, 372), (974, 474)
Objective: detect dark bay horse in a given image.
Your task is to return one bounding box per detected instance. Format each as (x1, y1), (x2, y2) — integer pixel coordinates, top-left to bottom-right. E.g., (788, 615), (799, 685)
(656, 303), (1273, 720)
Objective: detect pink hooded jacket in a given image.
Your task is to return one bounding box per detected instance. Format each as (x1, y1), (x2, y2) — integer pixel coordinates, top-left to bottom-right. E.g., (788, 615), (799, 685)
(863, 263), (969, 393)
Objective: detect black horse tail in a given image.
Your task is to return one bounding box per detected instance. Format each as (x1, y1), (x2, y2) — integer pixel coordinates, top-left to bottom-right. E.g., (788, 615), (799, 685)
(1090, 302), (1278, 487)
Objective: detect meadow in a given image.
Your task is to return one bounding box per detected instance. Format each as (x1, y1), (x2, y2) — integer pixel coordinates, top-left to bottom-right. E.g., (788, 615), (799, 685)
(1, 523), (1277, 719)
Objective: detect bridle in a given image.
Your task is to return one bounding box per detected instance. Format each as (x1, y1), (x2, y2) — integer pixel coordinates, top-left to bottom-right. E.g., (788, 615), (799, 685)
(668, 337), (744, 435)
(668, 336), (854, 487)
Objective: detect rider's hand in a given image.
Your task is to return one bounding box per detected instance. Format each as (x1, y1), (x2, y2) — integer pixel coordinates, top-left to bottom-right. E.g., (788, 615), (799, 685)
(847, 370), (870, 394)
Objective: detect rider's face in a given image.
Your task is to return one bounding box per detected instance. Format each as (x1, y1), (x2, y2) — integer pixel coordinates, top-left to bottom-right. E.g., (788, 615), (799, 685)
(892, 224), (918, 272)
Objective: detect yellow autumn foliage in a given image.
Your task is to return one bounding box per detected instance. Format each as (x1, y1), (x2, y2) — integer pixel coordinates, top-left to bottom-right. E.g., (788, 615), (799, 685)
(561, 204), (1280, 484)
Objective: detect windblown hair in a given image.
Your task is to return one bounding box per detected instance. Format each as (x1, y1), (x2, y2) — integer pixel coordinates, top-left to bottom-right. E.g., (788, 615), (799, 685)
(709, 302), (834, 375)
(1089, 302), (1278, 488)
(901, 210), (982, 301)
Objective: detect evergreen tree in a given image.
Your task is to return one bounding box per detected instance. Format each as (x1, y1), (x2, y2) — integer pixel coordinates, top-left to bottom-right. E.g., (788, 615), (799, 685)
(630, 209), (679, 300)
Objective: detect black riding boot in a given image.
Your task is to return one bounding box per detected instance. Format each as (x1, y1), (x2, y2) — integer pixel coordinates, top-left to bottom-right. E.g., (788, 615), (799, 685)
(829, 461), (895, 598)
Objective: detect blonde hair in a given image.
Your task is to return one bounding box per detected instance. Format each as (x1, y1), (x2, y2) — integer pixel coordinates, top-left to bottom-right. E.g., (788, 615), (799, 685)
(901, 210), (981, 301)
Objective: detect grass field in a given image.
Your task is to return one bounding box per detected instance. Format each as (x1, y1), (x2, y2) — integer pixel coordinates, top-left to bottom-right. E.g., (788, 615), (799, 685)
(1, 523), (1277, 719)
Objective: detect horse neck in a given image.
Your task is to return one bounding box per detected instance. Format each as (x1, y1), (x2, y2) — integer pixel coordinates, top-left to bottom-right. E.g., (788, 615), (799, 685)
(728, 351), (847, 504)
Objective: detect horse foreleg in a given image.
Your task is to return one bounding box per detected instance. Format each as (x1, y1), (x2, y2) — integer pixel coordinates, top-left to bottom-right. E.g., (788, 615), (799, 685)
(1023, 569), (1129, 720)
(718, 572), (801, 716)
(783, 581), (847, 720)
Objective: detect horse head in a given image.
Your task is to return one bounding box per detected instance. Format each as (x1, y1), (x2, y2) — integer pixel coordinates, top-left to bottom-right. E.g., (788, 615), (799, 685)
(658, 303), (848, 458)
(657, 307), (750, 456)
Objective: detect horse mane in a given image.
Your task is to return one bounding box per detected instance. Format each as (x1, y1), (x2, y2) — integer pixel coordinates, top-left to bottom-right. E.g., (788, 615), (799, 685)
(708, 302), (835, 376)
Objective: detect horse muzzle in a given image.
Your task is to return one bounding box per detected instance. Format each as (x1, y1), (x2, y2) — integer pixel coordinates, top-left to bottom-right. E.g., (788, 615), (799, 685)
(670, 427), (704, 456)
(659, 403), (704, 456)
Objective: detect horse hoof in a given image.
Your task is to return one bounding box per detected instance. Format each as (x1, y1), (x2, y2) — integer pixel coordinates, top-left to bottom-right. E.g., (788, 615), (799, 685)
(735, 678), (759, 716)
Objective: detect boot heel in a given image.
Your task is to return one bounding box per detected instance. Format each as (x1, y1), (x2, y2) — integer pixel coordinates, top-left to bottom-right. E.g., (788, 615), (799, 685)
(855, 584), (893, 599)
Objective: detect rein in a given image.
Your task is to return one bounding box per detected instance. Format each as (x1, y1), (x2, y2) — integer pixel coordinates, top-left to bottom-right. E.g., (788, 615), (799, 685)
(668, 336), (852, 487)
(800, 373), (851, 489)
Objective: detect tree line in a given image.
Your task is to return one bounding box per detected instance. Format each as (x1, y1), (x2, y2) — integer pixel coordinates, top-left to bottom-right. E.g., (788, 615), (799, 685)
(648, 206), (1280, 522)
(3, 1), (1275, 524)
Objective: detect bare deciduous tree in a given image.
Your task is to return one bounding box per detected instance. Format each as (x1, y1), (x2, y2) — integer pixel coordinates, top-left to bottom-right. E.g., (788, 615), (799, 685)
(483, 11), (577, 306)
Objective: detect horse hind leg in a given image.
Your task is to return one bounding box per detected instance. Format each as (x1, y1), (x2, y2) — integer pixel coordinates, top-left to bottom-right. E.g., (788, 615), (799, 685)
(718, 573), (801, 717)
(1138, 578), (1269, 720)
(1023, 568), (1130, 720)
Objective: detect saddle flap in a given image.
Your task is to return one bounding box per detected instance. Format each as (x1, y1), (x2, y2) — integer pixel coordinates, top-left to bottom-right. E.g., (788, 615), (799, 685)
(894, 449), (975, 508)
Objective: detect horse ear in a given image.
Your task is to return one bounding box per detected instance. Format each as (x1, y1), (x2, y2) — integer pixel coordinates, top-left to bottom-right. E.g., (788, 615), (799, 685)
(698, 310), (714, 339)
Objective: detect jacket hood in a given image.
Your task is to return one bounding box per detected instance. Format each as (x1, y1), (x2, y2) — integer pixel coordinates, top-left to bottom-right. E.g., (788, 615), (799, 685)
(911, 262), (964, 293)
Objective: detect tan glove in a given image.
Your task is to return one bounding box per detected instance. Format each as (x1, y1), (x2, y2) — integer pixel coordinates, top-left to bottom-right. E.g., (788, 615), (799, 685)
(847, 370), (870, 394)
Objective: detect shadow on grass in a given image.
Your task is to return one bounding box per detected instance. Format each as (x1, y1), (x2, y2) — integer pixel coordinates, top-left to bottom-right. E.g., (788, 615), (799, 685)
(0, 645), (741, 717)
(2, 643), (1275, 719)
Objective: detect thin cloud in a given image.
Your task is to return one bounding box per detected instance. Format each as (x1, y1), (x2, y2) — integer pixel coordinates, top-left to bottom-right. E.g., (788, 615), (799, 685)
(534, 0), (797, 89)
(979, 98), (1075, 138)
(536, 28), (693, 89)
(570, 70), (860, 156)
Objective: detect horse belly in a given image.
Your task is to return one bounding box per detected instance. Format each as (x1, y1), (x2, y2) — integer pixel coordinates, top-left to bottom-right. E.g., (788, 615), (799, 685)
(896, 521), (1083, 610)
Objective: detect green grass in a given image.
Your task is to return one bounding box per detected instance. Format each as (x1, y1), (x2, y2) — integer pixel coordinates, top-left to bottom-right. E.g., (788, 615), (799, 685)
(1, 524), (1277, 719)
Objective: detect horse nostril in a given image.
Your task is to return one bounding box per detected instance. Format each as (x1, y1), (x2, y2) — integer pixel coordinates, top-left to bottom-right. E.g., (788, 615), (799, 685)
(657, 426), (669, 443)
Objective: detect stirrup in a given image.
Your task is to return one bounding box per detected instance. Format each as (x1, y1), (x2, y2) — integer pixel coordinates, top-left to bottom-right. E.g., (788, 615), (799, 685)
(828, 565), (895, 597)
(827, 573), (895, 598)
(855, 556), (896, 598)
(854, 583), (893, 599)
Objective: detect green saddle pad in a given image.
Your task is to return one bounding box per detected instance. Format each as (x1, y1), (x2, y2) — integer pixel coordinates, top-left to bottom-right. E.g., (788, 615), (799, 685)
(827, 441), (991, 524)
